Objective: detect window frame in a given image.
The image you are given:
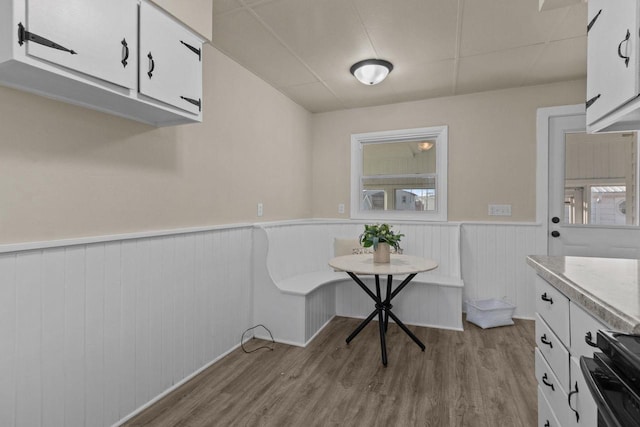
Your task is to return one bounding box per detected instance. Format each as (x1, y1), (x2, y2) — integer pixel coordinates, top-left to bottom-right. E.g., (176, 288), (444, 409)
(350, 125), (448, 221)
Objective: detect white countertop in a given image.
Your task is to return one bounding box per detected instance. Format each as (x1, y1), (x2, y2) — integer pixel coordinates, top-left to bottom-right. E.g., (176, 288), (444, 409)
(527, 255), (640, 334)
(328, 254), (438, 275)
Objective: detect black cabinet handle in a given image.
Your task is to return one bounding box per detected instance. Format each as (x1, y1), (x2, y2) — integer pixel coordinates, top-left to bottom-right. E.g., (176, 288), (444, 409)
(568, 382), (580, 422)
(542, 373), (555, 391)
(540, 334), (553, 349)
(586, 94), (601, 109)
(121, 38), (129, 68)
(180, 96), (201, 112)
(180, 40), (201, 61)
(618, 29), (631, 68)
(541, 293), (553, 304)
(17, 22), (76, 55)
(585, 331), (598, 348)
(147, 52), (155, 79)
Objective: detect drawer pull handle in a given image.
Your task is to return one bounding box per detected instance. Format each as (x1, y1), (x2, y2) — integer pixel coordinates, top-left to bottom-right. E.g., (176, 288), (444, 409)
(541, 293), (553, 304)
(568, 381), (580, 422)
(585, 331), (598, 348)
(540, 334), (553, 348)
(542, 373), (555, 391)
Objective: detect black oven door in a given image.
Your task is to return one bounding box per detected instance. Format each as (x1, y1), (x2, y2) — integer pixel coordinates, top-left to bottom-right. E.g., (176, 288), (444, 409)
(580, 354), (640, 427)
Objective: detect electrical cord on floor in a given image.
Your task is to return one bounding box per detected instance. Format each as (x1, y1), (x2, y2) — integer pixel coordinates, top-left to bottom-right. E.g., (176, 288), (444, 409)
(241, 324), (275, 353)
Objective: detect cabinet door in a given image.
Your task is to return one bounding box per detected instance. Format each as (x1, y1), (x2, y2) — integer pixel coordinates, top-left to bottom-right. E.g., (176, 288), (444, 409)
(566, 357), (598, 427)
(25, 0), (137, 89)
(569, 302), (606, 360)
(139, 1), (203, 115)
(586, 0), (639, 125)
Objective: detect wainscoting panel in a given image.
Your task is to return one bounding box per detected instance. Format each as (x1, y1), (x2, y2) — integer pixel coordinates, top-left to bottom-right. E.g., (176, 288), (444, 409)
(0, 226), (253, 427)
(460, 223), (546, 319)
(305, 284), (336, 343)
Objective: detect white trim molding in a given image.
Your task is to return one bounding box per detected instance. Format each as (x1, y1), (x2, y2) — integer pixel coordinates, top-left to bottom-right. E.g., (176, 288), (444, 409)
(350, 125), (448, 221)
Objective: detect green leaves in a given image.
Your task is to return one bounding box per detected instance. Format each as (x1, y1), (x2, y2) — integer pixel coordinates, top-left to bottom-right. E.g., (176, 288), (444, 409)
(359, 223), (404, 251)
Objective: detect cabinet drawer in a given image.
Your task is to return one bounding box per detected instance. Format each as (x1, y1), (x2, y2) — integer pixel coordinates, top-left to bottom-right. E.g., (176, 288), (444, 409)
(569, 302), (606, 359)
(536, 348), (569, 426)
(535, 275), (570, 344)
(538, 387), (562, 427)
(536, 313), (570, 392)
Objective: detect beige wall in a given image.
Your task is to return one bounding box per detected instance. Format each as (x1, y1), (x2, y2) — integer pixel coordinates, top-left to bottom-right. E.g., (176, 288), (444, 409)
(311, 79), (587, 222)
(150, 0), (213, 41)
(0, 45), (312, 244)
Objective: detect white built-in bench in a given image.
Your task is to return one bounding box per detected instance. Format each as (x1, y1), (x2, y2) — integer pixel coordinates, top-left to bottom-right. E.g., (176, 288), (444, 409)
(252, 220), (464, 346)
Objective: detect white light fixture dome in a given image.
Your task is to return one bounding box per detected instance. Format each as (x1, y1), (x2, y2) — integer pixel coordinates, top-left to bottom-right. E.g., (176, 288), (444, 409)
(350, 59), (393, 85)
(418, 141), (434, 151)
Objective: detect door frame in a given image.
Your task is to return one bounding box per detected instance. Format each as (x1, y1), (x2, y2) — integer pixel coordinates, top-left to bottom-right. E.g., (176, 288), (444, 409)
(536, 104), (585, 255)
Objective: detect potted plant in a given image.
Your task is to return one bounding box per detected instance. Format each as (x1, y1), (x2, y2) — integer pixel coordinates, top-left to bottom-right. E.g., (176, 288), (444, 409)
(359, 223), (404, 263)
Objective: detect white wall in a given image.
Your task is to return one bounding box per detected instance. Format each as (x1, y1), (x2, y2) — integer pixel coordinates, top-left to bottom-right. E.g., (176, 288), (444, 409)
(311, 79), (587, 222)
(0, 45), (312, 245)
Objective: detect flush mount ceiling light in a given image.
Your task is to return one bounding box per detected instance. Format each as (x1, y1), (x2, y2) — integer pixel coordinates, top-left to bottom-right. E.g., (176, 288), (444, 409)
(350, 59), (393, 85)
(418, 141), (434, 151)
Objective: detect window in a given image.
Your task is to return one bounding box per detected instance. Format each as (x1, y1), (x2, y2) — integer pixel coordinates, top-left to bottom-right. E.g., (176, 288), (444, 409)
(351, 126), (448, 221)
(563, 131), (637, 226)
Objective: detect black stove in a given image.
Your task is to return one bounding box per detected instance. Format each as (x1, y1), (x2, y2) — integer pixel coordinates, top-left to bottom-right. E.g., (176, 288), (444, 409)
(581, 330), (640, 427)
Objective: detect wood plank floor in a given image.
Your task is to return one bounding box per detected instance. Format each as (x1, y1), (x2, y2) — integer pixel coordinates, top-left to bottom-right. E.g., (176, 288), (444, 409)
(124, 316), (536, 427)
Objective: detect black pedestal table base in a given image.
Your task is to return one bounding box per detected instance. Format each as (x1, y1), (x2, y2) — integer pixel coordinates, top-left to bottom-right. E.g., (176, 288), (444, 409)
(345, 271), (425, 366)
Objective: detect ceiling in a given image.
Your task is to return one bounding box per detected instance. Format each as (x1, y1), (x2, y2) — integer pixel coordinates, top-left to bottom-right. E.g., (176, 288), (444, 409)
(211, 0), (587, 113)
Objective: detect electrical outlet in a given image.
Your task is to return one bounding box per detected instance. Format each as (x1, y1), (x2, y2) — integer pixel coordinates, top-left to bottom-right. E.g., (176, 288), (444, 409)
(257, 202), (263, 217)
(338, 203), (345, 214)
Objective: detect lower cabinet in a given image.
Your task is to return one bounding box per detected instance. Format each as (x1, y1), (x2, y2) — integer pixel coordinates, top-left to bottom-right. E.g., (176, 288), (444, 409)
(539, 387), (562, 427)
(534, 275), (605, 426)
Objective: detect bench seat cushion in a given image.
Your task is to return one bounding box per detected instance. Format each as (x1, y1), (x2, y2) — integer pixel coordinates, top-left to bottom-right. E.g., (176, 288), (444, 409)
(412, 273), (463, 288)
(274, 270), (463, 296)
(276, 271), (350, 295)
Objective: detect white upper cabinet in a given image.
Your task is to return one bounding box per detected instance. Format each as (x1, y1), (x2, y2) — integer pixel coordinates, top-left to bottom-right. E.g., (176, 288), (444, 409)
(139, 1), (202, 115)
(25, 0), (137, 89)
(0, 0), (204, 126)
(586, 0), (640, 133)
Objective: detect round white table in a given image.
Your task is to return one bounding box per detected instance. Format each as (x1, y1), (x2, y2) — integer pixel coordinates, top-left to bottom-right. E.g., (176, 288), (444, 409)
(328, 254), (438, 366)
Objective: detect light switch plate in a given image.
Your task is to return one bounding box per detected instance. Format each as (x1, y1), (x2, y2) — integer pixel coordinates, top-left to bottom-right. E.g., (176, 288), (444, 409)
(257, 202), (263, 217)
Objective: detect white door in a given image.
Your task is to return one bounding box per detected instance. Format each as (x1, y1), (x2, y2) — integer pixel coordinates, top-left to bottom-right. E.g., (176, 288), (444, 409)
(548, 111), (640, 257)
(139, 1), (202, 115)
(25, 0), (137, 89)
(586, 0), (639, 126)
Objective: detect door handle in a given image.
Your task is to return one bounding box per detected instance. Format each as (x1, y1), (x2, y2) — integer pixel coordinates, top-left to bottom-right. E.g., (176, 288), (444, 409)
(121, 38), (129, 68)
(147, 52), (155, 79)
(551, 216), (560, 224)
(541, 293), (553, 304)
(551, 230), (560, 238)
(618, 29), (631, 68)
(568, 381), (580, 422)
